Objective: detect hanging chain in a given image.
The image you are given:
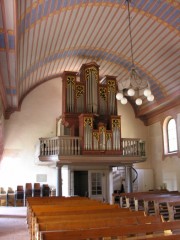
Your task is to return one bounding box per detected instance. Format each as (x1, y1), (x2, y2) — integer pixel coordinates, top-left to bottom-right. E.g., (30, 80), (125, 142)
(126, 0), (135, 68)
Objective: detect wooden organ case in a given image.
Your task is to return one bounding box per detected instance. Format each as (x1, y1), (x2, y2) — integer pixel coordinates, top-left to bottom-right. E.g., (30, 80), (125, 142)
(61, 62), (122, 155)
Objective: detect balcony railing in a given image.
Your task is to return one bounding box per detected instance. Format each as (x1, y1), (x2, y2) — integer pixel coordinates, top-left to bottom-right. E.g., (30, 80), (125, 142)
(40, 136), (81, 156)
(39, 137), (145, 157)
(122, 138), (145, 156)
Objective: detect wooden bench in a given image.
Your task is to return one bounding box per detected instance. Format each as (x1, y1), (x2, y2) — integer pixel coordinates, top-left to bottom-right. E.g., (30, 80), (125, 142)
(140, 236), (180, 240)
(128, 192), (180, 211)
(33, 209), (145, 224)
(27, 197), (113, 229)
(115, 192), (180, 221)
(112, 190), (176, 207)
(28, 195), (180, 240)
(40, 220), (180, 240)
(29, 208), (136, 236)
(142, 196), (180, 220)
(31, 209), (146, 240)
(26, 196), (94, 215)
(27, 196), (89, 206)
(167, 201), (180, 221)
(26, 196), (100, 220)
(28, 197), (147, 240)
(35, 215), (162, 240)
(29, 203), (119, 220)
(28, 201), (121, 239)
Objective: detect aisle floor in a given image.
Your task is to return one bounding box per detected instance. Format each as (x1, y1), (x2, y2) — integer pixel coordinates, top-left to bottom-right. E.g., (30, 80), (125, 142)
(0, 207), (30, 240)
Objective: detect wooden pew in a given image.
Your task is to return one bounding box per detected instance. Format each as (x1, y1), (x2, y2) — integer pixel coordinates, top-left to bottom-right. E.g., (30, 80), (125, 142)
(35, 215), (162, 240)
(128, 192), (180, 211)
(167, 201), (180, 221)
(28, 195), (180, 240)
(29, 202), (119, 221)
(27, 196), (89, 206)
(26, 196), (94, 216)
(142, 196), (180, 221)
(27, 198), (102, 219)
(31, 207), (142, 239)
(116, 192), (180, 220)
(40, 220), (180, 240)
(26, 196), (99, 221)
(28, 197), (148, 240)
(31, 209), (146, 239)
(28, 201), (121, 239)
(33, 209), (144, 224)
(138, 235), (180, 240)
(112, 190), (176, 207)
(27, 197), (111, 230)
(134, 194), (180, 210)
(28, 196), (180, 240)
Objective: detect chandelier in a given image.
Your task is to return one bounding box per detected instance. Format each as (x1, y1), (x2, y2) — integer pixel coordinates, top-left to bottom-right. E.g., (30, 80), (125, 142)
(116, 0), (154, 106)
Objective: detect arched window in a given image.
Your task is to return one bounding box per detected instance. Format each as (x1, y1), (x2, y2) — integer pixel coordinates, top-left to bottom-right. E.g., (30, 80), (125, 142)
(167, 118), (178, 153)
(163, 117), (178, 156)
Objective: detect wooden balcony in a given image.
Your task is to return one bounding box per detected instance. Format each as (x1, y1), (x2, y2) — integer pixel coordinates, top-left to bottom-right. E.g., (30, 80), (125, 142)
(38, 137), (146, 166)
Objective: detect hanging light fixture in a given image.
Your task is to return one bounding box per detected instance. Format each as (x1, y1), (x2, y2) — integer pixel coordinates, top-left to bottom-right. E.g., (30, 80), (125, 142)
(116, 0), (154, 106)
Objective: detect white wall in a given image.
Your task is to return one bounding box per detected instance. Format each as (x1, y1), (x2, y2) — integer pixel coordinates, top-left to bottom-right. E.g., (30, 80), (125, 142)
(117, 103), (180, 191)
(117, 102), (152, 169)
(0, 78), (62, 191)
(149, 116), (180, 191)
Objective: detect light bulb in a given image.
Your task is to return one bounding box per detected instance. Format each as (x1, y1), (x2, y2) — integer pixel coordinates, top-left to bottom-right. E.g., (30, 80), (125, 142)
(147, 94), (154, 101)
(121, 97), (127, 105)
(116, 92), (123, 100)
(143, 88), (151, 97)
(135, 98), (142, 105)
(127, 88), (135, 96)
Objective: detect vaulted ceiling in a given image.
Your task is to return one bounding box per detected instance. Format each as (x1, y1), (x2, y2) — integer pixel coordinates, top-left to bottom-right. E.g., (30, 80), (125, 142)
(0, 0), (179, 122)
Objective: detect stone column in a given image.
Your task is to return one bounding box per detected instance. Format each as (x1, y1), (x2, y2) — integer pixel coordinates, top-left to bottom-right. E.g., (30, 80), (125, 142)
(125, 165), (133, 193)
(108, 167), (114, 204)
(56, 166), (62, 196)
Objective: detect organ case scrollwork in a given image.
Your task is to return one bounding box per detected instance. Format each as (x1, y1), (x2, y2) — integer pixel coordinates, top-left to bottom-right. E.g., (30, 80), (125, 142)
(76, 84), (85, 113)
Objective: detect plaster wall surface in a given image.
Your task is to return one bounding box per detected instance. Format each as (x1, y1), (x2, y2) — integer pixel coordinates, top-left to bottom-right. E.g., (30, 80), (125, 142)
(149, 119), (180, 191)
(0, 78), (61, 191)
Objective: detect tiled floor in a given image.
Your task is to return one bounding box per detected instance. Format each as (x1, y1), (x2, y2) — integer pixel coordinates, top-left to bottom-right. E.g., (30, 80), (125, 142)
(0, 207), (30, 240)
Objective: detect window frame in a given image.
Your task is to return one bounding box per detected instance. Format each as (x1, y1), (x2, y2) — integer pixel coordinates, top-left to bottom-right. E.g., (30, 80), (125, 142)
(167, 118), (178, 153)
(163, 116), (178, 157)
(91, 172), (102, 196)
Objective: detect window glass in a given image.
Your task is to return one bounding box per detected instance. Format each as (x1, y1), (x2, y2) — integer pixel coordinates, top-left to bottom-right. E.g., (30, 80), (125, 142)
(91, 172), (102, 195)
(167, 118), (178, 152)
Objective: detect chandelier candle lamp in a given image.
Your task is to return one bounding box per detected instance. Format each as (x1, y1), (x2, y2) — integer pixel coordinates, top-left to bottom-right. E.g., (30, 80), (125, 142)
(116, 0), (154, 106)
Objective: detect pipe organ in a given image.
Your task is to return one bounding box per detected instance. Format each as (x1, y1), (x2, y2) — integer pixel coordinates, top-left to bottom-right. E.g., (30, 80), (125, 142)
(61, 62), (122, 155)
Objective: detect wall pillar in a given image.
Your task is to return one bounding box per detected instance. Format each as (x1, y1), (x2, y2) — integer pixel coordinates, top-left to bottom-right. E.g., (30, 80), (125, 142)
(108, 167), (113, 204)
(56, 166), (62, 196)
(125, 165), (133, 193)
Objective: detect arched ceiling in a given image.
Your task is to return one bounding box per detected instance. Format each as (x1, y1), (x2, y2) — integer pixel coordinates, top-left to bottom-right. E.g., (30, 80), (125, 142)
(0, 0), (179, 122)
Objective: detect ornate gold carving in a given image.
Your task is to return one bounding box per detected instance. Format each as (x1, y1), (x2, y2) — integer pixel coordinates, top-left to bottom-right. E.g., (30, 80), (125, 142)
(99, 87), (107, 101)
(76, 85), (84, 98)
(112, 118), (120, 129)
(106, 133), (112, 140)
(99, 126), (106, 133)
(67, 76), (75, 88)
(93, 132), (99, 141)
(84, 117), (93, 127)
(107, 80), (116, 93)
(85, 67), (98, 83)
